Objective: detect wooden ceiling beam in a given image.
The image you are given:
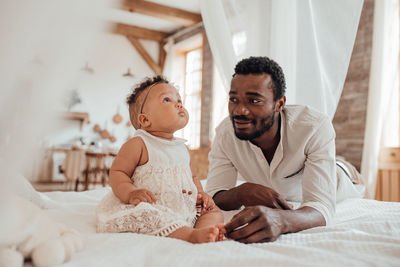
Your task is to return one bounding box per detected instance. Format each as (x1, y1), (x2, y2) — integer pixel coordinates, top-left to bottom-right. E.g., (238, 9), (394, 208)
(114, 23), (168, 41)
(127, 36), (162, 75)
(159, 40), (167, 73)
(123, 0), (202, 26)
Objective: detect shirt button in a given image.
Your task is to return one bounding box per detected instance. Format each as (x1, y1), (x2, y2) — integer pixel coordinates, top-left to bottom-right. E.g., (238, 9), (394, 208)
(188, 191), (192, 195)
(182, 189), (187, 194)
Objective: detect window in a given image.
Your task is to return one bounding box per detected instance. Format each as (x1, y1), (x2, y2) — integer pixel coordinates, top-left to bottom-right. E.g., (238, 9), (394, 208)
(181, 48), (202, 149)
(232, 31), (247, 57)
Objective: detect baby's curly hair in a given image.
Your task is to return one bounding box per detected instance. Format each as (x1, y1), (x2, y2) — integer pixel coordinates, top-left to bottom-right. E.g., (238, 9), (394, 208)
(126, 75), (169, 129)
(233, 56), (286, 101)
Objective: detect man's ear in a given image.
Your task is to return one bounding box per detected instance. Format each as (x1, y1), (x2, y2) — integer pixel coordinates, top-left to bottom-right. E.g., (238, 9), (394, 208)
(138, 113), (151, 128)
(275, 96), (286, 112)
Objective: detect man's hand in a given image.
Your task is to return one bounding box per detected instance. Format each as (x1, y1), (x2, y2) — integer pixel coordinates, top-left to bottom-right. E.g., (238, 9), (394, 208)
(197, 191), (215, 213)
(237, 182), (291, 210)
(128, 189), (157, 205)
(224, 205), (285, 243)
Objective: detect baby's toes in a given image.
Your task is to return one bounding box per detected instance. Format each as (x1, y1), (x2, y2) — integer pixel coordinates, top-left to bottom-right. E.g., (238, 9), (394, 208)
(207, 226), (220, 242)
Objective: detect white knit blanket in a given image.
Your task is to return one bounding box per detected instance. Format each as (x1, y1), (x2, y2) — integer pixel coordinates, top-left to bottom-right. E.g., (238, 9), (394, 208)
(39, 187), (400, 267)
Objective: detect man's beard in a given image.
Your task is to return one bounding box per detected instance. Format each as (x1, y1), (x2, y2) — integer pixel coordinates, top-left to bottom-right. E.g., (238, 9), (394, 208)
(231, 112), (275, 140)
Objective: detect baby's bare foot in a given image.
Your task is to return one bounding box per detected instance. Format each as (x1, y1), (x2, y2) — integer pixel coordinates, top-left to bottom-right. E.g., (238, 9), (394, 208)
(216, 224), (226, 241)
(190, 225), (221, 243)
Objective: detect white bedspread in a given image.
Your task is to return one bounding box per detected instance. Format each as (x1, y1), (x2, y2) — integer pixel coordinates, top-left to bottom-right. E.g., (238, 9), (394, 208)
(39, 187), (400, 267)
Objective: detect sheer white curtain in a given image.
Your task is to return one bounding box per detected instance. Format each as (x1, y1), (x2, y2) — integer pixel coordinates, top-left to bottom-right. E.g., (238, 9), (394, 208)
(201, 0), (363, 119)
(361, 0), (399, 199)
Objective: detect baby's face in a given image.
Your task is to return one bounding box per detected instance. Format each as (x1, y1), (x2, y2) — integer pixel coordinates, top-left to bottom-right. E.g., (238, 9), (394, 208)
(141, 83), (189, 132)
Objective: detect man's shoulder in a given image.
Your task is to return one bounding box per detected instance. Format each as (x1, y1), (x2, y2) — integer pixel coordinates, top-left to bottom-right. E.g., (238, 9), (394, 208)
(284, 105), (329, 127)
(213, 117), (241, 147)
(215, 117), (234, 135)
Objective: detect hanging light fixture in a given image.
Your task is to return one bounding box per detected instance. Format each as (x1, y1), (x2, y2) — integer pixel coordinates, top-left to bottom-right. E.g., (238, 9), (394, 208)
(82, 62), (94, 74)
(123, 68), (134, 78)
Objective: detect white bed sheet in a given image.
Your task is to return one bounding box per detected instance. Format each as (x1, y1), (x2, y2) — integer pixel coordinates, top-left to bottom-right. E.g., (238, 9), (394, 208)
(39, 187), (400, 267)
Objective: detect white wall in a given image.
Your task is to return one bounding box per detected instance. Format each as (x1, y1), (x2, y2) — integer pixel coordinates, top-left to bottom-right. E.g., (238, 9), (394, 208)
(44, 33), (158, 150)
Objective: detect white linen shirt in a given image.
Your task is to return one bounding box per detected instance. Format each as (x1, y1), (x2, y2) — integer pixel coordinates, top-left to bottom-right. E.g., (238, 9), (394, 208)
(205, 105), (337, 225)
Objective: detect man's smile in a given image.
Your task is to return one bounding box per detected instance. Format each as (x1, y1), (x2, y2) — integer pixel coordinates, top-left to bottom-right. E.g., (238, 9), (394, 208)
(233, 118), (253, 129)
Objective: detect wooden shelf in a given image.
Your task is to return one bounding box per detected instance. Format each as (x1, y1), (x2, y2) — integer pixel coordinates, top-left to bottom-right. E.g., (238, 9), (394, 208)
(61, 112), (89, 130)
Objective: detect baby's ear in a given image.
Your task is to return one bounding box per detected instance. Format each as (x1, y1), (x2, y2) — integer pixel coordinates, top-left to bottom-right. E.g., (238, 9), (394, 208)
(138, 114), (151, 128)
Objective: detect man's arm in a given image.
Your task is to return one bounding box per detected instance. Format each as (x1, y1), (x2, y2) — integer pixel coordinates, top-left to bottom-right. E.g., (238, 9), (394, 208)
(214, 182), (291, 211)
(224, 205), (325, 243)
(205, 129), (238, 200)
(300, 117), (337, 225)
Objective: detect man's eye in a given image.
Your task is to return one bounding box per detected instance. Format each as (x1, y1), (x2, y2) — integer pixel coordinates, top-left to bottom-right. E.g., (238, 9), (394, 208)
(249, 99), (261, 104)
(163, 97), (171, 102)
(229, 97), (238, 103)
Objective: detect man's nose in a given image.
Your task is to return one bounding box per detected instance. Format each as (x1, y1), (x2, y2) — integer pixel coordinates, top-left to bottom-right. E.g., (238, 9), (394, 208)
(233, 103), (249, 115)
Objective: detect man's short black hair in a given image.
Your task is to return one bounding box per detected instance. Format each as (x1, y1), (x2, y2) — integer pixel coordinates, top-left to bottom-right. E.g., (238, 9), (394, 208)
(233, 56), (286, 101)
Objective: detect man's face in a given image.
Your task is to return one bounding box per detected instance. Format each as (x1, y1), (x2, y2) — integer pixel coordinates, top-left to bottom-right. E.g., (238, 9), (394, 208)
(228, 74), (281, 140)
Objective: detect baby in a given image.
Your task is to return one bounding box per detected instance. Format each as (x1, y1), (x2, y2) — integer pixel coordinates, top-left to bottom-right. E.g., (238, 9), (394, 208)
(96, 76), (225, 243)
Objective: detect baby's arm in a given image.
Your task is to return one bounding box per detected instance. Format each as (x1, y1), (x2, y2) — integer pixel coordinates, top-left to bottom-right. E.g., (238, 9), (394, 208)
(109, 137), (156, 205)
(187, 147), (214, 211)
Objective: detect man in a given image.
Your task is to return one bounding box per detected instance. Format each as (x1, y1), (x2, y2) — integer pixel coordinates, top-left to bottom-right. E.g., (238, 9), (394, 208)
(205, 56), (361, 243)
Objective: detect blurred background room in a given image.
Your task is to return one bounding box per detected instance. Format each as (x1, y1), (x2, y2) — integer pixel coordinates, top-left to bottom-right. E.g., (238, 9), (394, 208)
(1, 0), (399, 203)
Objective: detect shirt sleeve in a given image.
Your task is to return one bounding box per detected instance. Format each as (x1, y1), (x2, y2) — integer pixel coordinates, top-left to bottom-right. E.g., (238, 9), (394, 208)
(300, 117), (337, 225)
(205, 131), (238, 198)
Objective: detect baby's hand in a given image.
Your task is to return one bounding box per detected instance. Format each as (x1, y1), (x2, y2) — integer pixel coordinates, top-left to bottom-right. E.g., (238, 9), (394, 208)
(128, 189), (157, 205)
(196, 191), (215, 213)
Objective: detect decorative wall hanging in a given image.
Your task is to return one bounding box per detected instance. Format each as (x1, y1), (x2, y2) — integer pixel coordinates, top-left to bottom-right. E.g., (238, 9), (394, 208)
(112, 106), (123, 124)
(93, 124), (101, 133)
(123, 68), (134, 78)
(81, 62), (94, 74)
(64, 89), (81, 111)
(100, 129), (110, 139)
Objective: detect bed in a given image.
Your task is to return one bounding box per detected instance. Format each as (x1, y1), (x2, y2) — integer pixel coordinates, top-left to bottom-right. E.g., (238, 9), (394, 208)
(34, 185), (400, 267)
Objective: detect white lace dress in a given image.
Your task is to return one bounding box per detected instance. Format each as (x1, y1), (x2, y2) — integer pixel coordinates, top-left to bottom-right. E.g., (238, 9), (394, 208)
(96, 129), (198, 237)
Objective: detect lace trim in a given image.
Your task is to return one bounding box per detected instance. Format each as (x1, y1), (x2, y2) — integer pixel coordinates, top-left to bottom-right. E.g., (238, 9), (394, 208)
(156, 223), (185, 237)
(96, 196), (197, 236)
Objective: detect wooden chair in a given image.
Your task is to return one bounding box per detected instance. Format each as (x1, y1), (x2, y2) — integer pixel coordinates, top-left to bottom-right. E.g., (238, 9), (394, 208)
(61, 148), (86, 191)
(82, 152), (109, 191)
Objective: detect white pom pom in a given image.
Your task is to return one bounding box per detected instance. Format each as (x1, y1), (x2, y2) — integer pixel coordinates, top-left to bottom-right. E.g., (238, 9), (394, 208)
(61, 234), (76, 261)
(32, 239), (65, 267)
(0, 248), (23, 267)
(63, 229), (84, 251)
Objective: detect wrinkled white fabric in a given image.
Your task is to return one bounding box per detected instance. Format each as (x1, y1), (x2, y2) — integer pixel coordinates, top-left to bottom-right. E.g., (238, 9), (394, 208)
(38, 187), (400, 267)
(96, 130), (198, 236)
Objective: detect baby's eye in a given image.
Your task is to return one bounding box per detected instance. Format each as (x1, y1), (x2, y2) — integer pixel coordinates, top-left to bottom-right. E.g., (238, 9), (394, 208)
(163, 97), (171, 102)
